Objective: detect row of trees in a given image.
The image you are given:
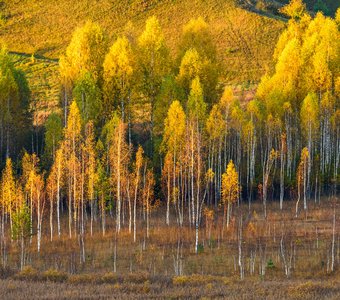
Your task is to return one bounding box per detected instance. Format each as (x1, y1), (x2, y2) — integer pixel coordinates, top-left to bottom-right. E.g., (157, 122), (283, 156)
(0, 1), (339, 263)
(0, 48), (31, 162)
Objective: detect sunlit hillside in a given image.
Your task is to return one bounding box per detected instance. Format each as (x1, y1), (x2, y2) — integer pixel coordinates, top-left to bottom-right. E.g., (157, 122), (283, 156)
(0, 0), (288, 124)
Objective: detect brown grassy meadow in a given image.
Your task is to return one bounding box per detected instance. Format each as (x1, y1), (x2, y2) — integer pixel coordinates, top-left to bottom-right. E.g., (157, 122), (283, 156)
(1, 197), (339, 299)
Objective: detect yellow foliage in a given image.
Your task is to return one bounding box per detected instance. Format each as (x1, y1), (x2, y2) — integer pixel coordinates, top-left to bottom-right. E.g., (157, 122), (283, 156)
(162, 100), (186, 154)
(103, 36), (134, 98)
(221, 160), (239, 205)
(206, 104), (224, 140)
(258, 10), (339, 112)
(1, 158), (16, 213)
(300, 93), (319, 140)
(180, 17), (216, 62)
(64, 101), (82, 146)
(187, 76), (207, 124)
(219, 86), (234, 116)
(138, 16), (165, 53)
(203, 207), (214, 221)
(280, 0), (307, 19)
(177, 48), (202, 88)
(205, 168), (215, 183)
(60, 21), (107, 84)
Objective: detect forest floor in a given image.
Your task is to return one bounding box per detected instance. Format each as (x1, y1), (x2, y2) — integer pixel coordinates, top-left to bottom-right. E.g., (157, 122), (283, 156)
(1, 275), (340, 299)
(0, 197), (340, 298)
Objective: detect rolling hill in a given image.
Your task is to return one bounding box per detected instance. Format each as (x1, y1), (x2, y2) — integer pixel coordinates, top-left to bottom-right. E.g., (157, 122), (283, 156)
(3, 0), (329, 124)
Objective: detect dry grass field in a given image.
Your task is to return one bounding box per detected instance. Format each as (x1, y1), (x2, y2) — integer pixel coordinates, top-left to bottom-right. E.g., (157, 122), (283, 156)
(0, 198), (339, 298)
(1, 276), (340, 299)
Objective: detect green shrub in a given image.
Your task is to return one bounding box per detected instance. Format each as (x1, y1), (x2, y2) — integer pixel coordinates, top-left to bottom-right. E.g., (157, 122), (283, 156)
(267, 258), (275, 269)
(197, 243), (204, 254)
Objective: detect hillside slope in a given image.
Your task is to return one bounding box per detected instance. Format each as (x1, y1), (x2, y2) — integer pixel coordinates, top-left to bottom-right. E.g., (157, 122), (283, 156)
(1, 0), (284, 76)
(0, 0), (286, 123)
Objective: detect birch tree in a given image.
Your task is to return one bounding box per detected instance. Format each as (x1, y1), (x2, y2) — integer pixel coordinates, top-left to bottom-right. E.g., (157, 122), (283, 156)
(137, 16), (169, 146)
(162, 100), (186, 225)
(133, 145), (144, 241)
(221, 160), (239, 230)
(296, 147), (309, 216)
(104, 115), (130, 233)
(63, 101), (82, 238)
(59, 21), (107, 123)
(103, 36), (134, 127)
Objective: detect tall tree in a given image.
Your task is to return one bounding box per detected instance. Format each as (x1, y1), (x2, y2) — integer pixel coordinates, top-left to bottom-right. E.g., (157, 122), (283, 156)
(22, 152), (39, 241)
(296, 147), (309, 216)
(31, 171), (45, 252)
(103, 114), (130, 233)
(11, 200), (30, 270)
(300, 93), (319, 199)
(59, 21), (107, 124)
(162, 100), (186, 225)
(177, 18), (218, 103)
(178, 17), (216, 63)
(137, 16), (169, 148)
(103, 36), (134, 128)
(143, 168), (155, 239)
(133, 145), (144, 241)
(73, 72), (102, 124)
(63, 101), (82, 238)
(0, 47), (30, 160)
(221, 160), (239, 230)
(262, 149), (278, 218)
(187, 77), (206, 253)
(44, 113), (63, 163)
(206, 104), (224, 206)
(1, 158), (16, 233)
(84, 121), (97, 236)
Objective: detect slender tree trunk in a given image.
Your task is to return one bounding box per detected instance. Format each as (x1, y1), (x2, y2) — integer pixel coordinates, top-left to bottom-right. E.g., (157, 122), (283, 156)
(166, 165), (170, 225)
(331, 207), (336, 272)
(90, 200), (93, 236)
(57, 172), (61, 238)
(68, 180), (72, 238)
(101, 195), (106, 236)
(227, 201), (231, 229)
(116, 125), (122, 233)
(37, 193), (41, 253)
(50, 191), (54, 241)
(134, 167), (140, 242)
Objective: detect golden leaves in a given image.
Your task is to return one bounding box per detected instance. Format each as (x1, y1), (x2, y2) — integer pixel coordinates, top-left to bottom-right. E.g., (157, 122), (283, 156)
(221, 160), (239, 205)
(162, 100), (186, 154)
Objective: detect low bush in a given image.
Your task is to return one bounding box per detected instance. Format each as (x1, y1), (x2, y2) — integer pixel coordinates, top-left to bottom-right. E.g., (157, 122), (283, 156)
(124, 272), (149, 284)
(100, 272), (119, 284)
(68, 273), (97, 284)
(14, 266), (39, 281)
(0, 265), (14, 279)
(42, 269), (68, 282)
